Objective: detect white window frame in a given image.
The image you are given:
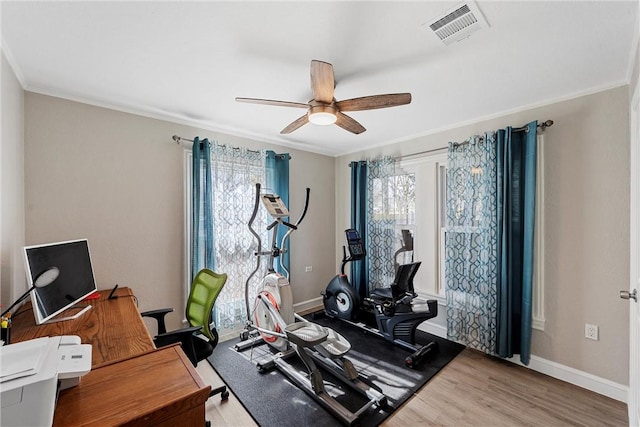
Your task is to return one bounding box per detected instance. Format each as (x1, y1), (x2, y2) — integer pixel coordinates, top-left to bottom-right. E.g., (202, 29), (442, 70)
(183, 150), (193, 306)
(400, 152), (447, 303)
(532, 135), (546, 330)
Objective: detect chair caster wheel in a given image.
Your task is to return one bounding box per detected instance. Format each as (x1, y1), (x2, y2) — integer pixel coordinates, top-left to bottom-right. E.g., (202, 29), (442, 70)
(221, 390), (230, 400)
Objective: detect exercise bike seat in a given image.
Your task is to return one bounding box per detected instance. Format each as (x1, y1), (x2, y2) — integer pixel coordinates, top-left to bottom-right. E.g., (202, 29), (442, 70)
(370, 287), (393, 299)
(285, 322), (328, 348)
(371, 286), (417, 304)
(370, 262), (421, 302)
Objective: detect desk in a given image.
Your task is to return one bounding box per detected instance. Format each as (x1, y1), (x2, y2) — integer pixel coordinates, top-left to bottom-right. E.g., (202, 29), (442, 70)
(10, 287), (211, 426)
(11, 287), (155, 368)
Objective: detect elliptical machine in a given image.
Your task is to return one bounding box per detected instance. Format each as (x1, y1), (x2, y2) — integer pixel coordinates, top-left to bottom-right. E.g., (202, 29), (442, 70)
(323, 228), (439, 368)
(235, 184), (387, 425)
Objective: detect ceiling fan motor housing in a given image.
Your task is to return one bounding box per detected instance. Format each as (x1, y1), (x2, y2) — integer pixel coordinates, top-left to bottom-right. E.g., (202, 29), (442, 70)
(308, 102), (338, 125)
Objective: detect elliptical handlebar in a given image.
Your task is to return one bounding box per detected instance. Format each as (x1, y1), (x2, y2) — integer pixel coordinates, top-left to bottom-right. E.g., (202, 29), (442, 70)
(293, 187), (311, 227)
(279, 187), (310, 278)
(281, 221), (298, 230)
(244, 183), (263, 321)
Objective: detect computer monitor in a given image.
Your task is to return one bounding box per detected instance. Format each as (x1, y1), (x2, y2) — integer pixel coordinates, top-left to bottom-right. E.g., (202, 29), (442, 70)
(23, 239), (97, 325)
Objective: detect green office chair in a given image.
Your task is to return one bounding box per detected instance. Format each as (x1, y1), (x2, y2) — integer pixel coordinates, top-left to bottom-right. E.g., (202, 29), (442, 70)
(142, 268), (229, 400)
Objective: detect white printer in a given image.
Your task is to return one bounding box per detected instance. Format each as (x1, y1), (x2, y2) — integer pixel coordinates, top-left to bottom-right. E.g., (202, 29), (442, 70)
(0, 336), (92, 427)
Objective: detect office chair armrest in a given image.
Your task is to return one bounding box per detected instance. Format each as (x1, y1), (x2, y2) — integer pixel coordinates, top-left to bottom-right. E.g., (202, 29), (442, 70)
(141, 308), (174, 334)
(154, 325), (203, 366)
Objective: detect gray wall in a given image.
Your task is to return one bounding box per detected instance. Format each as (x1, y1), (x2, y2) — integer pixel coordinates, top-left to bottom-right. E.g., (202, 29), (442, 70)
(1, 51), (26, 306)
(23, 93), (335, 332)
(335, 86), (630, 386)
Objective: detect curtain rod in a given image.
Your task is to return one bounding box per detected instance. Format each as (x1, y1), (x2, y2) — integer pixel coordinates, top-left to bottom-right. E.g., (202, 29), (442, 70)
(396, 119), (553, 161)
(172, 135), (262, 155)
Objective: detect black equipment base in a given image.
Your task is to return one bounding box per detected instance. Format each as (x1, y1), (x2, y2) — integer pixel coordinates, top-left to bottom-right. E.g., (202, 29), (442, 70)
(208, 313), (464, 427)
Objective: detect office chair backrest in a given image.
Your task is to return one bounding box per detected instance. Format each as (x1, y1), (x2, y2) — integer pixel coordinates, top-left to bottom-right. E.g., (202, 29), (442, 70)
(186, 269), (227, 342)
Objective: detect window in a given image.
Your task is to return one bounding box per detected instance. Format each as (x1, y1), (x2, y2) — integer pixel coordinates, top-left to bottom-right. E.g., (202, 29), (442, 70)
(184, 146), (268, 340)
(369, 172), (416, 287)
(399, 153), (448, 301)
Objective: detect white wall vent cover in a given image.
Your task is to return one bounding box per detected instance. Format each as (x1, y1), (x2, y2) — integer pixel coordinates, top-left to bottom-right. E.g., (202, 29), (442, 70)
(423, 1), (489, 45)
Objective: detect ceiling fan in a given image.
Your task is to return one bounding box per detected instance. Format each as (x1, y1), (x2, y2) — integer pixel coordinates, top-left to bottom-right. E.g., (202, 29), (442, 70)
(236, 60), (412, 135)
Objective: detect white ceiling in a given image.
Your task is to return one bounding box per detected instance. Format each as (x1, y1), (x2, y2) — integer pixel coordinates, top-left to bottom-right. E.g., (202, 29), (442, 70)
(2, 1), (638, 156)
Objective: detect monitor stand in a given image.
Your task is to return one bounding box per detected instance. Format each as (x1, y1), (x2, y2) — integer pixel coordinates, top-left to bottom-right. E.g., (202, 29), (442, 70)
(44, 304), (92, 324)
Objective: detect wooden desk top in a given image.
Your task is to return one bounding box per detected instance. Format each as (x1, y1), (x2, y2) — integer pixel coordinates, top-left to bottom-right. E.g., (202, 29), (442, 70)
(10, 287), (155, 368)
(53, 345), (211, 426)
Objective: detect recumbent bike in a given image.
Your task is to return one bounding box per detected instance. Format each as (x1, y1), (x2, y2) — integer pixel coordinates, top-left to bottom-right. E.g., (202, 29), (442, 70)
(322, 228), (439, 368)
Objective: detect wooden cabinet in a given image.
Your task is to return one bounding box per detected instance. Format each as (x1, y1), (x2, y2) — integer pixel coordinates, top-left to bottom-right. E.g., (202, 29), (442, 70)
(53, 345), (210, 426)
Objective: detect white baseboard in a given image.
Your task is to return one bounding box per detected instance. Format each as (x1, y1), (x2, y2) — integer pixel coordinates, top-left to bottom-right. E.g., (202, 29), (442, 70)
(417, 320), (448, 337)
(505, 354), (628, 403)
(293, 297), (324, 314)
(417, 321), (628, 403)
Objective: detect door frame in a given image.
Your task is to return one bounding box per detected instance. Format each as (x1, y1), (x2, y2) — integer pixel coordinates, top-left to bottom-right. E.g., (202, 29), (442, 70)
(629, 67), (640, 426)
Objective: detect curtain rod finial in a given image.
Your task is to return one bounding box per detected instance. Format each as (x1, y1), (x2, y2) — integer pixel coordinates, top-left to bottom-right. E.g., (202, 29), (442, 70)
(540, 120), (554, 130)
(172, 135), (181, 144)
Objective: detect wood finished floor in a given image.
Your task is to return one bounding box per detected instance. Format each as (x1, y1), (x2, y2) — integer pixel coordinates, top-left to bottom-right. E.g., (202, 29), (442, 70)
(197, 348), (628, 427)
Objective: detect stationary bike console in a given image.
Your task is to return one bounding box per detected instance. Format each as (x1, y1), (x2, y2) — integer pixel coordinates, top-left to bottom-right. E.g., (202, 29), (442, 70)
(345, 229), (366, 259)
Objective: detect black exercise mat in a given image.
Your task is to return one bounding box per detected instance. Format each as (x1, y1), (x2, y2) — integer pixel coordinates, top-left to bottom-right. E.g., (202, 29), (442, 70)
(208, 313), (465, 426)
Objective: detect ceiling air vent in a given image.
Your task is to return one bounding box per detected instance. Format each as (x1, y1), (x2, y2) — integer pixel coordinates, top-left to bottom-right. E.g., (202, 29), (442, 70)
(423, 1), (489, 45)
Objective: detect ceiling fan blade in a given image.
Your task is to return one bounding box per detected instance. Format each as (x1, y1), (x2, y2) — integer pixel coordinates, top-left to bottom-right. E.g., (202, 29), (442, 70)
(335, 93), (412, 112)
(335, 112), (366, 134)
(280, 114), (309, 134)
(235, 97), (308, 109)
(310, 60), (335, 104)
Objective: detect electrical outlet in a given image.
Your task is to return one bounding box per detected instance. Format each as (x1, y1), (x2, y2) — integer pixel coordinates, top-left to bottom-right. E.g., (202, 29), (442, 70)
(305, 266), (313, 272)
(585, 323), (599, 341)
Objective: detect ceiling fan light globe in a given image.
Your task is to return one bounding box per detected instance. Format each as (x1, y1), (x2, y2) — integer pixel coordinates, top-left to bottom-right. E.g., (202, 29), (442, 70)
(308, 111), (337, 125)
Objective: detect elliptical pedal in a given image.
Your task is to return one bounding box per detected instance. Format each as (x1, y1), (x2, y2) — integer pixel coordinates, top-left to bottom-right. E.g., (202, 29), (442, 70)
(285, 322), (328, 347)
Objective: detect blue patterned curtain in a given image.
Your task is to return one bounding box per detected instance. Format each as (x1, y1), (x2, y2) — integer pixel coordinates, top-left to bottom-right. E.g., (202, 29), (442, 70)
(366, 157), (398, 291)
(350, 157), (398, 298)
(445, 122), (537, 365)
(496, 121), (537, 365)
(445, 133), (499, 354)
(192, 141), (266, 334)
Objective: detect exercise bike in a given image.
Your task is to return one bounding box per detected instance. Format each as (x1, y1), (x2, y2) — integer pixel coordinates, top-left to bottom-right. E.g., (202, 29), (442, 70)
(235, 184), (387, 426)
(323, 228), (439, 369)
